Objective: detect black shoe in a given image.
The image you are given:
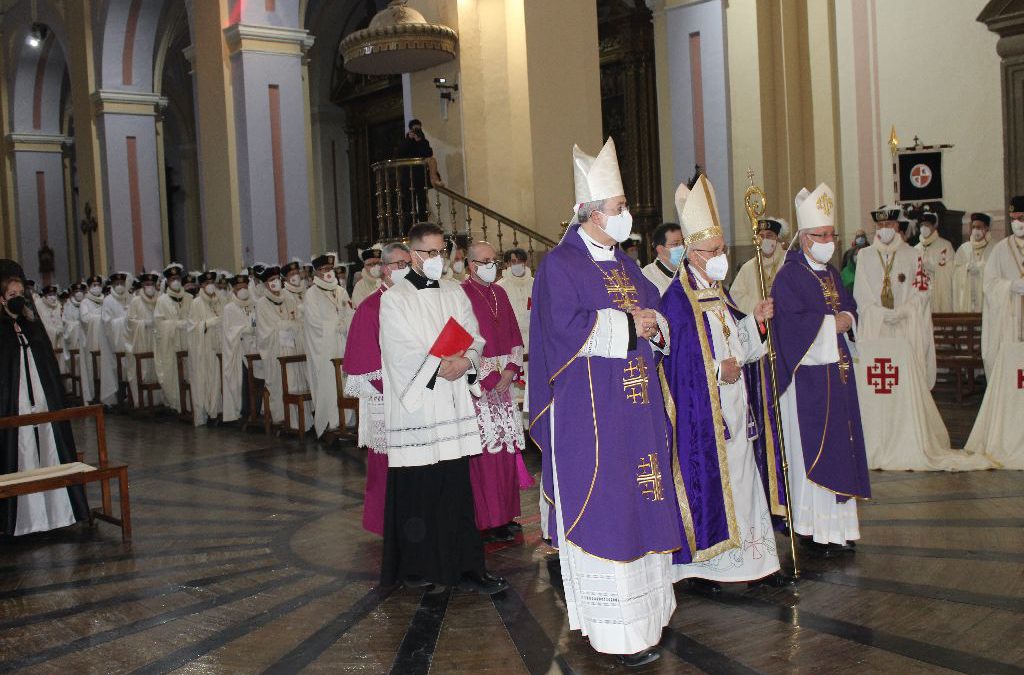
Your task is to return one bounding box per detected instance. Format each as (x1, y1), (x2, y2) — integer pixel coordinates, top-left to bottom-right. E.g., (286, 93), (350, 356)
(403, 575), (433, 590)
(484, 526), (515, 543)
(506, 521), (523, 534)
(458, 570), (509, 595)
(686, 578), (722, 597)
(748, 571), (797, 588)
(425, 583), (449, 595)
(617, 648), (661, 668)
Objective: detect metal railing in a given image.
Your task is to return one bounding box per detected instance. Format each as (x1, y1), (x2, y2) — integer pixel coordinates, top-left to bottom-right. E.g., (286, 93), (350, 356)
(371, 158), (558, 265)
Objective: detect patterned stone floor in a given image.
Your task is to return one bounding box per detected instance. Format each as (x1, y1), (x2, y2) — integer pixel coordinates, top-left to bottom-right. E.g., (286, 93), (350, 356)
(1, 395), (1021, 674)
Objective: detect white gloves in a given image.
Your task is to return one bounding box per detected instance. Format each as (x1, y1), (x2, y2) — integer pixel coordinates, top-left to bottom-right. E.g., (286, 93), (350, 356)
(882, 310), (903, 325)
(1011, 279), (1024, 295)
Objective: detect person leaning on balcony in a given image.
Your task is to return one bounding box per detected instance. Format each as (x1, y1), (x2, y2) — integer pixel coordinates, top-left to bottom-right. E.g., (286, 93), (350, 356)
(396, 118), (445, 223)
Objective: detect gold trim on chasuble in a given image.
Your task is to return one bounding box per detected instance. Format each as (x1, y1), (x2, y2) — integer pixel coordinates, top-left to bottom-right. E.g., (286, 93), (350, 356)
(658, 273), (741, 563)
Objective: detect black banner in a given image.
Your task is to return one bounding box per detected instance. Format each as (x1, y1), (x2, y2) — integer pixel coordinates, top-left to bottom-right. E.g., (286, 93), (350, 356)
(897, 150), (943, 203)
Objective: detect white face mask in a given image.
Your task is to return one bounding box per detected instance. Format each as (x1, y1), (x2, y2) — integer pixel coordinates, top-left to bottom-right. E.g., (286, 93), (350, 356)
(389, 266), (410, 285)
(971, 228), (986, 242)
(919, 225), (933, 239)
(113, 284), (126, 296)
(236, 288), (250, 301)
(703, 253), (729, 281)
(761, 239), (777, 256)
(476, 263), (497, 284)
(452, 260), (465, 275)
(1012, 219), (1024, 238)
(73, 291), (85, 302)
(89, 284), (102, 296)
(809, 241), (835, 264)
(287, 274), (302, 287)
(203, 284), (217, 296)
(367, 265), (381, 279)
(419, 252), (445, 281)
(510, 263), (526, 278)
(267, 279), (282, 292)
(599, 209), (633, 243)
(143, 286), (156, 298)
(322, 270), (337, 284)
(169, 279), (182, 292)
(877, 227), (896, 244)
(44, 295), (58, 307)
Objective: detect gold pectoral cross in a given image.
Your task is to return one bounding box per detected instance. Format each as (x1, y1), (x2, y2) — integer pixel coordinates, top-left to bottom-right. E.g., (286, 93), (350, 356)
(623, 356), (650, 405)
(822, 277), (841, 313)
(838, 350), (850, 384)
(603, 269), (639, 311)
(636, 453), (665, 502)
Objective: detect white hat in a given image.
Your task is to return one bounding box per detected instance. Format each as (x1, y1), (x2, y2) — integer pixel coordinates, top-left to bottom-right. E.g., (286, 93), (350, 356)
(572, 137), (625, 206)
(675, 174), (724, 247)
(794, 183), (837, 231)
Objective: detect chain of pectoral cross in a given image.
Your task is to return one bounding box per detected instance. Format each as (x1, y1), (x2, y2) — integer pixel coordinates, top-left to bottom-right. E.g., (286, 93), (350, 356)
(805, 264), (849, 383)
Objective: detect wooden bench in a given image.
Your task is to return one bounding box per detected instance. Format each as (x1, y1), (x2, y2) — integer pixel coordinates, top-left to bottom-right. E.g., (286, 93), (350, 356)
(0, 405), (131, 541)
(90, 350), (102, 404)
(242, 353), (271, 434)
(278, 354), (312, 440)
(64, 348), (83, 405)
(933, 312), (983, 403)
(133, 352), (162, 413)
(324, 357), (359, 444)
(176, 350), (193, 423)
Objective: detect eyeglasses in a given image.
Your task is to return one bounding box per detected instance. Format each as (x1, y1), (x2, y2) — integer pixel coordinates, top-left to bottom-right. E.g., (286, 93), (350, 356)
(601, 204), (630, 216)
(386, 261), (410, 269)
(807, 232), (835, 241)
(691, 245), (728, 257)
(472, 259), (498, 267)
(414, 248), (445, 258)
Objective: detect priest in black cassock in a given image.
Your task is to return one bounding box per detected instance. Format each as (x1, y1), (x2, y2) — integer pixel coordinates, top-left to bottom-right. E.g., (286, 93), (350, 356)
(1, 259), (89, 536)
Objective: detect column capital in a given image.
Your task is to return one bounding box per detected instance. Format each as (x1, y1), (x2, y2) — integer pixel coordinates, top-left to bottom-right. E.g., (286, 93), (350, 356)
(91, 90), (169, 117)
(6, 132), (72, 153)
(223, 24), (315, 58)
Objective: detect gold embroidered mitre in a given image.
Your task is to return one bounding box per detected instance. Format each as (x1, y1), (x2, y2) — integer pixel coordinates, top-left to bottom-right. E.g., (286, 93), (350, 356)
(675, 174), (723, 247)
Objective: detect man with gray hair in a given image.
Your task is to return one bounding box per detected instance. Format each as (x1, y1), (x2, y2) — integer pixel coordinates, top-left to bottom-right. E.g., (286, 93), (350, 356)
(344, 241), (412, 536)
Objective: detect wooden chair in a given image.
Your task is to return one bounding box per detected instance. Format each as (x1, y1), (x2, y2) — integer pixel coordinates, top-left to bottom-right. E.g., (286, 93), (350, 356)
(90, 350), (102, 404)
(932, 312), (984, 404)
(132, 352), (161, 413)
(65, 348), (83, 405)
(278, 354), (312, 440)
(325, 357), (359, 443)
(0, 405), (131, 541)
(176, 350), (193, 423)
(242, 353), (271, 434)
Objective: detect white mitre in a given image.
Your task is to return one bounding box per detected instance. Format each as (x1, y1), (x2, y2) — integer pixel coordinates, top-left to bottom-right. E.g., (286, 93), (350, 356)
(572, 137), (625, 206)
(674, 174), (723, 247)
(794, 183), (836, 231)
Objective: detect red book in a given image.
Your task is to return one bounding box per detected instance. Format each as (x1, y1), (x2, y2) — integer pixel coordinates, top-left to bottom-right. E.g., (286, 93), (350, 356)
(429, 317), (474, 358)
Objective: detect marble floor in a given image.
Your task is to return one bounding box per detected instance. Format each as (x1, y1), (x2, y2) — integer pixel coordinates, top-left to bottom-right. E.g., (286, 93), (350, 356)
(0, 394), (1021, 674)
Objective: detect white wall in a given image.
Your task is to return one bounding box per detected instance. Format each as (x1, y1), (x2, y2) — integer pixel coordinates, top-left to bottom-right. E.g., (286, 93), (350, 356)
(835, 0), (1004, 238)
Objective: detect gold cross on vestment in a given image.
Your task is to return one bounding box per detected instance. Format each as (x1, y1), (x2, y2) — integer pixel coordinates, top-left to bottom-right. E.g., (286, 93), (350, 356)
(623, 356), (650, 405)
(838, 351), (851, 384)
(636, 453), (665, 502)
(603, 269), (639, 311)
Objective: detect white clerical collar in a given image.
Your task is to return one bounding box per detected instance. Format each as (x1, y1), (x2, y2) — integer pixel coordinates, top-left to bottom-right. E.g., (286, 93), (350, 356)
(803, 252), (827, 271)
(578, 227), (616, 262)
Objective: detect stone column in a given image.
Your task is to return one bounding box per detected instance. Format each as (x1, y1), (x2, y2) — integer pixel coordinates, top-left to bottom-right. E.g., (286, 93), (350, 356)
(6, 133), (73, 284)
(92, 90), (167, 273)
(224, 24), (315, 265)
(978, 3), (1024, 205)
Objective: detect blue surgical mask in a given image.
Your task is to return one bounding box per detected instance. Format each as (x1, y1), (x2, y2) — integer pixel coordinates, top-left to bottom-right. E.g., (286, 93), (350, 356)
(668, 245), (684, 267)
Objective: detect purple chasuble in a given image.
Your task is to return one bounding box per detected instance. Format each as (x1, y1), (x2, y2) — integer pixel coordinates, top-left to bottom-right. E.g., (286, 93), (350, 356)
(771, 249), (871, 501)
(659, 263), (783, 564)
(343, 285), (384, 390)
(528, 224), (681, 561)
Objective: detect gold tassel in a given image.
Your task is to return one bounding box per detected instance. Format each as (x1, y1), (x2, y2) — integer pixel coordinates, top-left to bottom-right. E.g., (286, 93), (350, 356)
(880, 274), (894, 309)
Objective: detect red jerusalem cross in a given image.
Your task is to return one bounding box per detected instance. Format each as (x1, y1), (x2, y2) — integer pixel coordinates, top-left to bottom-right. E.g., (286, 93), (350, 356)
(867, 358), (899, 394)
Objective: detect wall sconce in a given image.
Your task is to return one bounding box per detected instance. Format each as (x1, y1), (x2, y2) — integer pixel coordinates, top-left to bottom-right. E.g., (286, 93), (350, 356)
(434, 77), (458, 121)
